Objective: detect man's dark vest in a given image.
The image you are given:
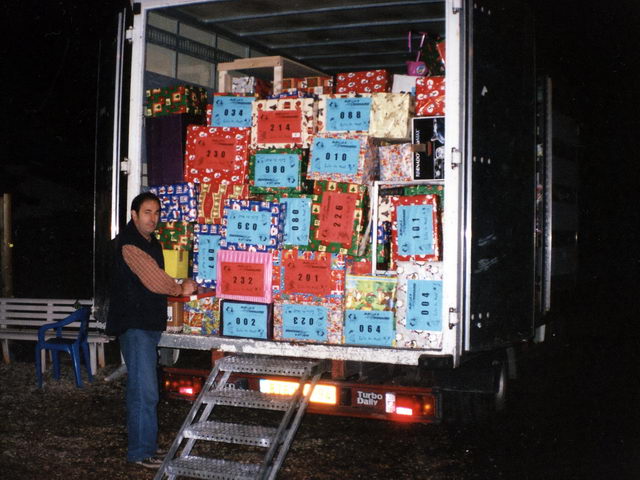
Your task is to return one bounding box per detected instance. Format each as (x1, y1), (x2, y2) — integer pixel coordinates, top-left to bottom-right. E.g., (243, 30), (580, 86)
(105, 220), (167, 336)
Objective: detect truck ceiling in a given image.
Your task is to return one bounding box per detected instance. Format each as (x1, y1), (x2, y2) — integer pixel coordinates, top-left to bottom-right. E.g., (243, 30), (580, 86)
(156, 0), (446, 74)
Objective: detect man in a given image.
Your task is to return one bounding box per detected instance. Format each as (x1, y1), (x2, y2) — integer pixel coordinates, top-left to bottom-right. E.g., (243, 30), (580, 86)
(106, 192), (196, 468)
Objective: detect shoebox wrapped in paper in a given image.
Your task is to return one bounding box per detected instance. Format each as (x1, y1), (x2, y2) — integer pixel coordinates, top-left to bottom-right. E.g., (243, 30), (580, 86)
(307, 133), (377, 185)
(220, 300), (273, 340)
(335, 70), (390, 94)
(309, 181), (369, 256)
(220, 199), (286, 252)
(162, 249), (189, 279)
(273, 300), (343, 344)
(192, 224), (223, 288)
(415, 76), (445, 117)
(149, 182), (198, 222)
(378, 143), (414, 182)
(145, 84), (208, 119)
(251, 98), (317, 149)
(343, 275), (397, 347)
(215, 249), (274, 303)
(392, 74), (418, 95)
(262, 192), (318, 250)
(184, 126), (250, 184)
(390, 194), (441, 266)
(231, 76), (272, 97)
(155, 221), (194, 251)
(369, 93), (413, 140)
(209, 94), (256, 128)
(395, 261), (443, 349)
(249, 148), (309, 195)
(197, 182), (250, 225)
(182, 292), (220, 335)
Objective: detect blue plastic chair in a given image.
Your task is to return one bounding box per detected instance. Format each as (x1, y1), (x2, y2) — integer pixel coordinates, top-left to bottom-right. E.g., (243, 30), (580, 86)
(35, 306), (93, 388)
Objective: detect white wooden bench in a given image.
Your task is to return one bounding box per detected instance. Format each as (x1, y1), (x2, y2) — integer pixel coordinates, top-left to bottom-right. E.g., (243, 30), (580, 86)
(0, 298), (111, 374)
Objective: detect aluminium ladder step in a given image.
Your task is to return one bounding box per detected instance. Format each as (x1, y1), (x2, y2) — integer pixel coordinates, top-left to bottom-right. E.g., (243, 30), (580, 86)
(184, 420), (276, 447)
(217, 356), (318, 376)
(202, 389), (292, 411)
(166, 455), (260, 480)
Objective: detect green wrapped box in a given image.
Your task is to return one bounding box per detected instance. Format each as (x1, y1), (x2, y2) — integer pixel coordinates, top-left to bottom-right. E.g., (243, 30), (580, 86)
(145, 85), (208, 118)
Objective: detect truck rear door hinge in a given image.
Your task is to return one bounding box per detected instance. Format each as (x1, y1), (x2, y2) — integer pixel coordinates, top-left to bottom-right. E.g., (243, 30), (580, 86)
(452, 0), (463, 13)
(125, 26), (134, 43)
(448, 308), (460, 329)
(451, 148), (462, 168)
(120, 158), (130, 175)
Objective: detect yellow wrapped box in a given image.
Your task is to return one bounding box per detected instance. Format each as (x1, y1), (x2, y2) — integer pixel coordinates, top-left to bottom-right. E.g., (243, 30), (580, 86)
(369, 93), (414, 140)
(163, 249), (189, 278)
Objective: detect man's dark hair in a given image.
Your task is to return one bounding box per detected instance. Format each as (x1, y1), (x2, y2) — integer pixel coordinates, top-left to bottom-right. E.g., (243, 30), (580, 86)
(130, 191), (161, 214)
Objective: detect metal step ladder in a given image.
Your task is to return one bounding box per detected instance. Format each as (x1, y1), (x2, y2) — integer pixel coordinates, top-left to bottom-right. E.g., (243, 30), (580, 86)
(154, 355), (325, 480)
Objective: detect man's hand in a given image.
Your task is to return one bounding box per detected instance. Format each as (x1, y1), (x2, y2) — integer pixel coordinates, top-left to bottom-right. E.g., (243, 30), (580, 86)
(180, 278), (197, 296)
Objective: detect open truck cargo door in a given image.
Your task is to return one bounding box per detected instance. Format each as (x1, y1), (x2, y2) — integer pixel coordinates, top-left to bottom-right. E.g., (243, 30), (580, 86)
(462, 0), (537, 352)
(93, 5), (134, 323)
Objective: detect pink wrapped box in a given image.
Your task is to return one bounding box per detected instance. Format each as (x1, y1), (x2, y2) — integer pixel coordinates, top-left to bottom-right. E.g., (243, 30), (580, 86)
(415, 76), (445, 117)
(335, 70), (390, 94)
(184, 126), (250, 184)
(307, 133), (377, 185)
(251, 98), (317, 149)
(215, 249), (273, 303)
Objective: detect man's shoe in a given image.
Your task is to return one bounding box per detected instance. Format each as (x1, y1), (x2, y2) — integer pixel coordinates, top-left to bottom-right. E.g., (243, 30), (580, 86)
(134, 456), (164, 469)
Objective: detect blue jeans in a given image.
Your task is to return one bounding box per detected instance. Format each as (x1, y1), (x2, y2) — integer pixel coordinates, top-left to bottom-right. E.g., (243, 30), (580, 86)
(120, 328), (162, 462)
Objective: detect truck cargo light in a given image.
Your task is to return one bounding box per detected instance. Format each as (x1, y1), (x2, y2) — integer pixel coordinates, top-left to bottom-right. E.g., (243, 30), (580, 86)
(259, 379), (337, 405)
(179, 386), (194, 396)
(396, 406), (413, 416)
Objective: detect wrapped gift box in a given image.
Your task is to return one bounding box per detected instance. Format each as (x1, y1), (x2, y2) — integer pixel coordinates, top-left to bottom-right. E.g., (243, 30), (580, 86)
(369, 93), (413, 140)
(220, 199), (286, 252)
(403, 184), (445, 210)
(216, 249), (273, 303)
(317, 94), (372, 134)
(344, 275), (397, 347)
(249, 148), (307, 195)
(251, 98), (317, 149)
(220, 300), (272, 339)
(309, 181), (369, 256)
(273, 300), (343, 344)
(335, 69), (390, 94)
(412, 116), (445, 179)
(149, 182), (198, 222)
(272, 248), (346, 303)
(390, 194), (441, 265)
(146, 113), (204, 186)
(145, 84), (208, 119)
(391, 74), (418, 95)
(395, 261), (443, 349)
(263, 193), (318, 250)
(193, 224), (223, 288)
(197, 182), (250, 225)
(210, 94), (256, 128)
(307, 133), (377, 185)
(162, 249), (189, 278)
(155, 221), (194, 251)
(184, 125), (250, 184)
(378, 143), (413, 182)
(415, 76), (445, 117)
(231, 76), (272, 97)
(182, 292), (220, 335)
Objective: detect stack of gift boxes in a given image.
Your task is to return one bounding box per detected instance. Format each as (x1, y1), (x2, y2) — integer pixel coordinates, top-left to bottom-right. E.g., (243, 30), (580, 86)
(145, 59), (446, 350)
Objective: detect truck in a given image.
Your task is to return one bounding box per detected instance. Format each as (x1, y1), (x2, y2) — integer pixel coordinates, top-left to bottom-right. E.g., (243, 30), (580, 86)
(91, 0), (579, 476)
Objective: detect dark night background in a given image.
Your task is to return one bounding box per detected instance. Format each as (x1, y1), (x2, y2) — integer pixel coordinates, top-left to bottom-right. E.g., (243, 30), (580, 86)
(1, 0), (639, 476)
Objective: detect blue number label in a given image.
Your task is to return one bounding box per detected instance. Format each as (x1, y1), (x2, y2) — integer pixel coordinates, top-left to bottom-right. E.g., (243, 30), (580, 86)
(281, 197), (312, 246)
(223, 302), (268, 339)
(197, 235), (221, 280)
(281, 304), (327, 342)
(326, 98), (371, 131)
(397, 204), (434, 256)
(254, 154), (300, 188)
(406, 279), (442, 331)
(310, 137), (360, 175)
(212, 96), (254, 128)
(226, 210), (272, 245)
(344, 310), (394, 346)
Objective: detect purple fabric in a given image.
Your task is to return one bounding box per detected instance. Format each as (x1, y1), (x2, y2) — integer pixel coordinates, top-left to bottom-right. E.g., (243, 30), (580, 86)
(146, 114), (203, 185)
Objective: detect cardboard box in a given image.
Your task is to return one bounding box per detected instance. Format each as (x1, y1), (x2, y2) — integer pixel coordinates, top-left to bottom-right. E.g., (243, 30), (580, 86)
(149, 182), (198, 223)
(220, 199), (286, 252)
(411, 116), (445, 179)
(167, 299), (184, 333)
(395, 261), (443, 349)
(307, 133), (377, 185)
(251, 98), (317, 149)
(184, 126), (250, 184)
